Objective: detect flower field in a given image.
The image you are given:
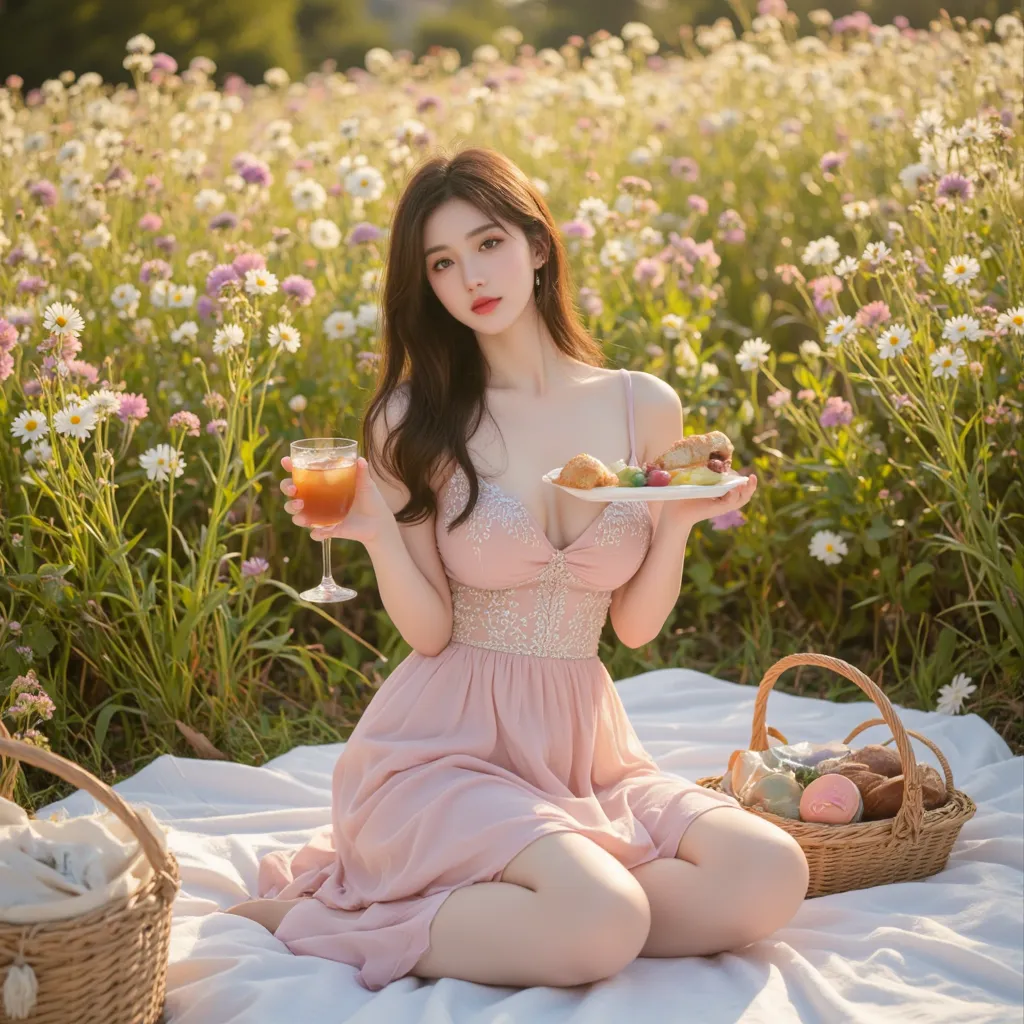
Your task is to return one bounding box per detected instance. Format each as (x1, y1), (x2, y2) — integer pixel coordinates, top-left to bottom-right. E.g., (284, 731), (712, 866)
(1, 9), (1022, 802)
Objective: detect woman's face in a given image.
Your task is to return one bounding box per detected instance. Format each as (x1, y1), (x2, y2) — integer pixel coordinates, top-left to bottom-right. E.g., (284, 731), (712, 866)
(422, 198), (541, 333)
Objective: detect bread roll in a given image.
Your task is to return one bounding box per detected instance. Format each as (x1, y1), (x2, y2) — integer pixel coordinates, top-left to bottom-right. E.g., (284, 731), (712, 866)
(554, 453), (620, 489)
(655, 431), (734, 472)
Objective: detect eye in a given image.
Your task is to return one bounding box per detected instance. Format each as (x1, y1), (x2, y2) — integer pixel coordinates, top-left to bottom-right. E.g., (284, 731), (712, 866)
(431, 256), (452, 271)
(481, 237), (502, 250)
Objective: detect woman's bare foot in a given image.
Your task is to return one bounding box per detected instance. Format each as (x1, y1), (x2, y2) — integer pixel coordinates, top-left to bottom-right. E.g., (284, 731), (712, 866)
(225, 897), (305, 933)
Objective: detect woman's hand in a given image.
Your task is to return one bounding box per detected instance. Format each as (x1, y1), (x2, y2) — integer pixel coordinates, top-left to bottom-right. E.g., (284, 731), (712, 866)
(281, 455), (396, 548)
(657, 473), (759, 531)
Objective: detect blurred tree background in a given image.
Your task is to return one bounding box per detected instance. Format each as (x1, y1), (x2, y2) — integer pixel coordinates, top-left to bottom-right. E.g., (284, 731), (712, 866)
(0, 0), (1018, 87)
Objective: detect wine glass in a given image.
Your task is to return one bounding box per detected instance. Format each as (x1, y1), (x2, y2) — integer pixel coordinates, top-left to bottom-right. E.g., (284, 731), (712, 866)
(290, 437), (359, 603)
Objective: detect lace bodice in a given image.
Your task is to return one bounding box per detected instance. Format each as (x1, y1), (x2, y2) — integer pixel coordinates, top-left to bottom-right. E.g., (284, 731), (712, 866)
(435, 370), (653, 660)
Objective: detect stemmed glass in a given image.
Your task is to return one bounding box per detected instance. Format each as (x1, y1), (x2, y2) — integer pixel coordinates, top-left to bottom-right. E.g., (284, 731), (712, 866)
(290, 437), (359, 603)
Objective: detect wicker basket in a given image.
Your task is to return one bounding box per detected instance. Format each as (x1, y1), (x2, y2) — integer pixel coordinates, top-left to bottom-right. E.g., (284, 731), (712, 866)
(696, 653), (977, 899)
(0, 732), (179, 1024)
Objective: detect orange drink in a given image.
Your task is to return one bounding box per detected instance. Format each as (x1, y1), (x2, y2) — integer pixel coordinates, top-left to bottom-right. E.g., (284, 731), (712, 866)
(292, 457), (357, 526)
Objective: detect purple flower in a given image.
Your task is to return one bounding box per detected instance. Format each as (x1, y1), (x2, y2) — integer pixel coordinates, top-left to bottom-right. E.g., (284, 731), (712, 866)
(349, 221), (382, 244)
(416, 95), (442, 113)
(206, 263), (239, 295)
(669, 156), (699, 182)
(206, 418), (228, 434)
(209, 212), (239, 231)
(16, 276), (46, 295)
(937, 173), (974, 201)
(29, 180), (58, 206)
(144, 174), (163, 192)
(0, 352), (13, 382)
(0, 319), (18, 353)
(856, 301), (891, 328)
(238, 160), (272, 187)
(282, 274), (316, 305)
(891, 393), (914, 410)
(231, 251), (265, 276)
(562, 219), (596, 239)
(197, 295), (216, 320)
(578, 287), (603, 317)
(711, 509), (746, 531)
(118, 393), (149, 422)
(832, 11), (873, 33)
(140, 258), (172, 283)
(169, 410), (201, 436)
(687, 194), (709, 215)
(67, 359), (98, 383)
(810, 274), (842, 316)
(155, 234), (177, 253)
(241, 556), (270, 578)
(819, 396), (854, 427)
(138, 212), (163, 232)
(632, 257), (665, 287)
(819, 151), (847, 173)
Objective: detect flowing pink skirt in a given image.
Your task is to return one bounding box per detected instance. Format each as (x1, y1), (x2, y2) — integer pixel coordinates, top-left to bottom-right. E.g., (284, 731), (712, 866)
(257, 642), (741, 990)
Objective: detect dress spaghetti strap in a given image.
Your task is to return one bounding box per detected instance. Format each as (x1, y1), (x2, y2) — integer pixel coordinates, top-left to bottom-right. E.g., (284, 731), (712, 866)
(619, 368), (638, 466)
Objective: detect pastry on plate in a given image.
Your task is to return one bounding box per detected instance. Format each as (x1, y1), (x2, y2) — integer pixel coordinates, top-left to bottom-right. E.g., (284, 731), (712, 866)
(654, 431), (734, 485)
(554, 453), (620, 489)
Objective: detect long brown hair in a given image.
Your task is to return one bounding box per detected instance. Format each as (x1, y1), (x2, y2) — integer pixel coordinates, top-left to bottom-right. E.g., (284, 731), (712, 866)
(363, 146), (604, 531)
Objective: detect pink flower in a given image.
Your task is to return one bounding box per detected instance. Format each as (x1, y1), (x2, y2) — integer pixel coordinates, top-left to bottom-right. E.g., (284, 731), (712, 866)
(767, 388), (792, 409)
(632, 258), (665, 287)
(282, 275), (316, 305)
(117, 392), (149, 422)
(138, 213), (163, 232)
(687, 194), (709, 215)
(797, 388), (816, 401)
(856, 301), (891, 328)
(169, 410), (201, 436)
(669, 157), (699, 182)
(206, 418), (228, 434)
(349, 222), (382, 244)
(819, 396), (854, 427)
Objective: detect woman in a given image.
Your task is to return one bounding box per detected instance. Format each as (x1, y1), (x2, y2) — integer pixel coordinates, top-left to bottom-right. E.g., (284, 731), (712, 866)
(228, 147), (808, 991)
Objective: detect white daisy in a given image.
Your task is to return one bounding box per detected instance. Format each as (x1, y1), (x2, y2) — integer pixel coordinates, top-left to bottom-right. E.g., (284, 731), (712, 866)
(800, 340), (823, 359)
(167, 284), (196, 309)
(267, 323), (301, 353)
(344, 166), (385, 200)
(801, 235), (841, 268)
(824, 315), (857, 347)
(212, 323), (245, 354)
(82, 225), (112, 250)
(355, 303), (378, 330)
(193, 188), (226, 213)
(833, 256), (860, 277)
(25, 439), (53, 465)
(898, 161), (933, 193)
(149, 280), (170, 308)
(935, 672), (976, 715)
(338, 117), (360, 140)
(941, 315), (982, 345)
(111, 283), (141, 309)
(244, 268), (279, 296)
(42, 302), (84, 337)
(323, 310), (356, 340)
(736, 337), (771, 372)
(309, 218), (342, 251)
(139, 443), (185, 483)
(912, 109), (945, 141)
(996, 306), (1024, 335)
(930, 345), (968, 379)
(575, 197), (610, 226)
(599, 239), (633, 269)
(942, 254), (980, 287)
(876, 324), (913, 358)
(54, 403), (98, 440)
(85, 388), (122, 416)
(842, 201), (871, 222)
(290, 178), (327, 212)
(170, 321), (199, 344)
(861, 241), (891, 264)
(660, 314), (685, 339)
(809, 529), (848, 566)
(10, 410), (49, 443)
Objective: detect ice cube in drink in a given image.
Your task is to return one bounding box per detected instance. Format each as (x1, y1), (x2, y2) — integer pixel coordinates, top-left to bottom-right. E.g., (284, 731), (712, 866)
(292, 457), (357, 526)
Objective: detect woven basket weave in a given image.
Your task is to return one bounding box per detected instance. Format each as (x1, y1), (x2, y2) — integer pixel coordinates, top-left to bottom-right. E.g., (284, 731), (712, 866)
(696, 653), (977, 899)
(0, 729), (179, 1023)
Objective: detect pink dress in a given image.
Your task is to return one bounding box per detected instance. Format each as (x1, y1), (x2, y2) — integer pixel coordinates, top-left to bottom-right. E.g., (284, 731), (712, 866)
(257, 368), (742, 990)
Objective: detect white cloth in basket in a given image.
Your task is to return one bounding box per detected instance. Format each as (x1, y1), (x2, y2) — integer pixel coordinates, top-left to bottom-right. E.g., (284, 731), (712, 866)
(0, 795), (167, 923)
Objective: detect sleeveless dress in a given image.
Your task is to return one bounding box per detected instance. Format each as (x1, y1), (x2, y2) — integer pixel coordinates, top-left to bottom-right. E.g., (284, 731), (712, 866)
(257, 368), (743, 991)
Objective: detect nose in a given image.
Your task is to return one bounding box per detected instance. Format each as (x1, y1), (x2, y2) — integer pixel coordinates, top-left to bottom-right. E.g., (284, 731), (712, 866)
(462, 260), (486, 292)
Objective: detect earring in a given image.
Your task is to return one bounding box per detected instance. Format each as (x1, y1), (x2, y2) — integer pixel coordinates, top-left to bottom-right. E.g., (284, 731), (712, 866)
(535, 270), (540, 289)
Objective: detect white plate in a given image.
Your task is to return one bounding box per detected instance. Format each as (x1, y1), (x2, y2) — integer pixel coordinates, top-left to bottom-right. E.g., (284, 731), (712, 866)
(542, 467), (748, 502)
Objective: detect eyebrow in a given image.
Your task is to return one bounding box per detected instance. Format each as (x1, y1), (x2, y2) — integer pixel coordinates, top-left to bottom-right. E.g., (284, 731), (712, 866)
(424, 221), (502, 258)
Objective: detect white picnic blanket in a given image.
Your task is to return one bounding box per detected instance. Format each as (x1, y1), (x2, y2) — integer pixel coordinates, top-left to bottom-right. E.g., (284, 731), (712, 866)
(40, 668), (1024, 1024)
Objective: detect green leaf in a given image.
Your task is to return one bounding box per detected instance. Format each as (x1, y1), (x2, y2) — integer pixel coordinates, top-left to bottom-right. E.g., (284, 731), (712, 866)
(21, 623), (56, 658)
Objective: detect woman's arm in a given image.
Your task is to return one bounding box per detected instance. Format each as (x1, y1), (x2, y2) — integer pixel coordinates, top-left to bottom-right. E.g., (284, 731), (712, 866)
(284, 391), (453, 657)
(608, 373), (757, 649)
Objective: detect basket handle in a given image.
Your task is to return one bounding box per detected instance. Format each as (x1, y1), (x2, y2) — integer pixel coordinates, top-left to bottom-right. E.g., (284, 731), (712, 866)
(750, 653), (925, 842)
(0, 737), (177, 888)
(844, 717), (956, 795)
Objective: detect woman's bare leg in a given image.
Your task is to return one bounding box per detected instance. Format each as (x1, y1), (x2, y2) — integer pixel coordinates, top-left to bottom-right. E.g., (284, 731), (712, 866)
(225, 897), (306, 932)
(410, 831), (652, 988)
(629, 808), (809, 958)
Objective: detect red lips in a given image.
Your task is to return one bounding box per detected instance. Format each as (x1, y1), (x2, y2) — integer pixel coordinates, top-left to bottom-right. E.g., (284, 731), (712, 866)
(471, 296), (501, 313)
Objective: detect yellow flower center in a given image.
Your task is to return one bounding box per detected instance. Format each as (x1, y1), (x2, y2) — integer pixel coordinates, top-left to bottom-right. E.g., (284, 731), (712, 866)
(955, 264), (965, 273)
(1014, 316), (1023, 325)
(56, 316), (67, 327)
(943, 358), (952, 367)
(825, 544), (834, 552)
(25, 419), (38, 431)
(70, 414), (81, 425)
